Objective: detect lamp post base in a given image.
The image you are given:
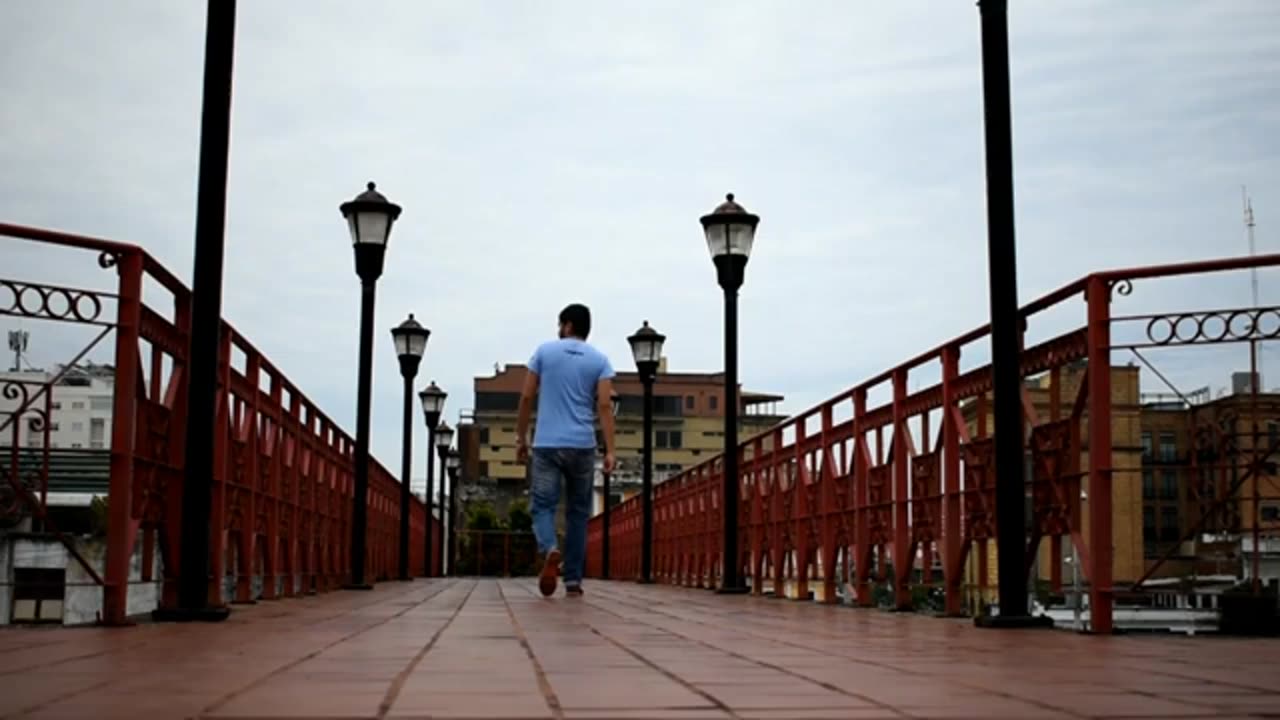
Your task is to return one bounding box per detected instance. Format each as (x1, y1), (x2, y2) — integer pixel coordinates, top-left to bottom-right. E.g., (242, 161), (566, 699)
(973, 613), (1055, 630)
(342, 583), (375, 591)
(152, 606), (232, 623)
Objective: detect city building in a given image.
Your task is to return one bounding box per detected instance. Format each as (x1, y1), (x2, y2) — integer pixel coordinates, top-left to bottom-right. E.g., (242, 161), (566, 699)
(468, 358), (787, 516)
(0, 363), (116, 451)
(962, 363), (1280, 611)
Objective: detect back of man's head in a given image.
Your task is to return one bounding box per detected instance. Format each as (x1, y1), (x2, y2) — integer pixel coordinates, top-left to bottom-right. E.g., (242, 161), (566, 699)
(559, 304), (592, 340)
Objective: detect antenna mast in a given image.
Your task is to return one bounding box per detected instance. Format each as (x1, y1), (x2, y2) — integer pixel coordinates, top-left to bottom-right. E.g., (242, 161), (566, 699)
(1245, 186), (1258, 306)
(7, 329), (28, 372)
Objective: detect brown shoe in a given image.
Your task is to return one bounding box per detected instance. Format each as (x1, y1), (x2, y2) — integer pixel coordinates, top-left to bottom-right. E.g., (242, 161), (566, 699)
(539, 549), (561, 597)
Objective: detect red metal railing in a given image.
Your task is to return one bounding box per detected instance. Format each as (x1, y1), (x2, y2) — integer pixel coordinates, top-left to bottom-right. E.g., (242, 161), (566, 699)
(587, 254), (1280, 634)
(1, 223), (441, 624)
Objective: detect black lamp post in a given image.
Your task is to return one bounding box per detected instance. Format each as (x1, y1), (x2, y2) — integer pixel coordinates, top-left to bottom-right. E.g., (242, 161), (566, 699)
(446, 448), (461, 575)
(418, 381), (446, 577)
(434, 421), (454, 573)
(628, 321), (666, 583)
(601, 392), (620, 580)
(701, 193), (758, 594)
(974, 0), (1047, 629)
(165, 0), (236, 623)
(391, 314), (429, 581)
(340, 181), (402, 590)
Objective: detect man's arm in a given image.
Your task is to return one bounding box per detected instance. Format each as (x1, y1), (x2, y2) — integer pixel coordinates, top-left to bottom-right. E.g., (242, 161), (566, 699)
(516, 370), (539, 462)
(596, 378), (616, 472)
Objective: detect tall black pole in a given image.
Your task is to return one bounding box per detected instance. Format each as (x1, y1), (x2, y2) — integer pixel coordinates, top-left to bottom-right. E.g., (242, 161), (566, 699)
(438, 451), (449, 574)
(976, 0), (1037, 627)
(171, 0), (236, 621)
(397, 373), (414, 581)
(424, 425), (435, 576)
(641, 379), (654, 583)
(347, 280), (376, 589)
(447, 468), (458, 575)
(601, 466), (611, 580)
(721, 284), (745, 593)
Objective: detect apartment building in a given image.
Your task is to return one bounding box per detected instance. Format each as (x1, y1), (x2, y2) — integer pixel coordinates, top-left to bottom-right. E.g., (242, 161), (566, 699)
(470, 358), (786, 513)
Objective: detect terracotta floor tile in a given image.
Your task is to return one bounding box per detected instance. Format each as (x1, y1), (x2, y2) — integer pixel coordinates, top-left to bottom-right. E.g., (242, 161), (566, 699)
(5, 578), (1279, 719)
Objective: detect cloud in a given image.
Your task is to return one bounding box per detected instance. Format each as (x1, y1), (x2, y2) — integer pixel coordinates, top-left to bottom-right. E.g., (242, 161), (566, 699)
(2, 0), (1278, 483)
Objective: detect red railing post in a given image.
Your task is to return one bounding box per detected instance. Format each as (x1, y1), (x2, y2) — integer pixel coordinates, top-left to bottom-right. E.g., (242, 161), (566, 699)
(793, 417), (809, 600)
(941, 345), (964, 616)
(208, 330), (232, 605)
(103, 250), (143, 626)
(853, 388), (872, 606)
(819, 405), (839, 604)
(892, 369), (911, 609)
(1086, 276), (1114, 633)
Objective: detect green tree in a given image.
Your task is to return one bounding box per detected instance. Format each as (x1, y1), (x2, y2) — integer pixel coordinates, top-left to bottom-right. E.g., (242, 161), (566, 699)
(506, 498), (532, 532)
(464, 501), (502, 531)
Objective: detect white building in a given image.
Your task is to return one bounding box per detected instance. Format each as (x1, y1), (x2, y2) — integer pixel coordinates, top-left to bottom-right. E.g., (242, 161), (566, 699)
(0, 364), (115, 450)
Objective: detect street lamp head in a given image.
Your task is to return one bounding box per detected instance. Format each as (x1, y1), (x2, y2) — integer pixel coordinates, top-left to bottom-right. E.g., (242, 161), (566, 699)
(700, 193), (758, 291)
(446, 448), (461, 478)
(627, 320), (665, 383)
(435, 420), (454, 456)
(418, 381), (447, 429)
(340, 181), (402, 247)
(341, 181), (401, 283)
(391, 313), (430, 378)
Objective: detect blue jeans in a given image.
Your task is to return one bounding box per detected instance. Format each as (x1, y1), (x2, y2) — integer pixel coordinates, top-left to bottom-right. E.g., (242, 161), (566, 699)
(530, 448), (595, 587)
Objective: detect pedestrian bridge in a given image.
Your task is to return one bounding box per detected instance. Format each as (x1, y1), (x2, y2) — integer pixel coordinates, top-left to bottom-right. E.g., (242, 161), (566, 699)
(3, 578), (1276, 720)
(6, 227), (1280, 719)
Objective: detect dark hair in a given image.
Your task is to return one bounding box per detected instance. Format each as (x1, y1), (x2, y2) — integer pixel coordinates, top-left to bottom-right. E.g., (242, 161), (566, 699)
(559, 303), (591, 339)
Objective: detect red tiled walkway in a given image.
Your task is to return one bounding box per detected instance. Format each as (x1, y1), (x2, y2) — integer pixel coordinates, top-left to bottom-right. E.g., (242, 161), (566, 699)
(1, 579), (1277, 720)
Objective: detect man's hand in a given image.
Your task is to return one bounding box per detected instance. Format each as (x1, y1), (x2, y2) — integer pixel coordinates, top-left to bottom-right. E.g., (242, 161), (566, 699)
(516, 440), (530, 465)
(603, 452), (616, 474)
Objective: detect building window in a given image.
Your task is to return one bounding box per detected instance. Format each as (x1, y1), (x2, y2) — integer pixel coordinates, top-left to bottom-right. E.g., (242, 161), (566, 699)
(709, 396), (718, 411)
(1160, 506), (1180, 542)
(90, 418), (105, 444)
(478, 427), (490, 444)
(1141, 432), (1152, 460)
(90, 441), (104, 449)
(1142, 470), (1154, 500)
(90, 396), (112, 411)
(1161, 470), (1178, 500)
(685, 396), (695, 410)
(1143, 506), (1156, 544)
(1262, 502), (1280, 524)
(1269, 421), (1279, 449)
(654, 396), (683, 416)
(71, 443), (82, 449)
(51, 401), (62, 410)
(656, 431), (682, 449)
(71, 401), (84, 410)
(1159, 432), (1177, 462)
(71, 422), (84, 432)
(11, 568), (65, 624)
(475, 392), (519, 412)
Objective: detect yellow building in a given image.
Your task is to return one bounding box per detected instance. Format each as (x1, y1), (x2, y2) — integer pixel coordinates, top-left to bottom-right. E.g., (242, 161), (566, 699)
(470, 359), (786, 513)
(963, 363), (1280, 610)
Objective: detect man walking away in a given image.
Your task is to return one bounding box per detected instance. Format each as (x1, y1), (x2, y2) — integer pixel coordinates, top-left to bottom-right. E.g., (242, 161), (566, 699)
(516, 303), (616, 597)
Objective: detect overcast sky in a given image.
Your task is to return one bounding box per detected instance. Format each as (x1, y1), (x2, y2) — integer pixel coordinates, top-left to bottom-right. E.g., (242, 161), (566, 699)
(2, 1), (1278, 486)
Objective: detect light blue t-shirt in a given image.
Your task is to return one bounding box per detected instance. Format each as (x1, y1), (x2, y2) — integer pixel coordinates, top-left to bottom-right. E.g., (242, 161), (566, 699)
(529, 338), (615, 449)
